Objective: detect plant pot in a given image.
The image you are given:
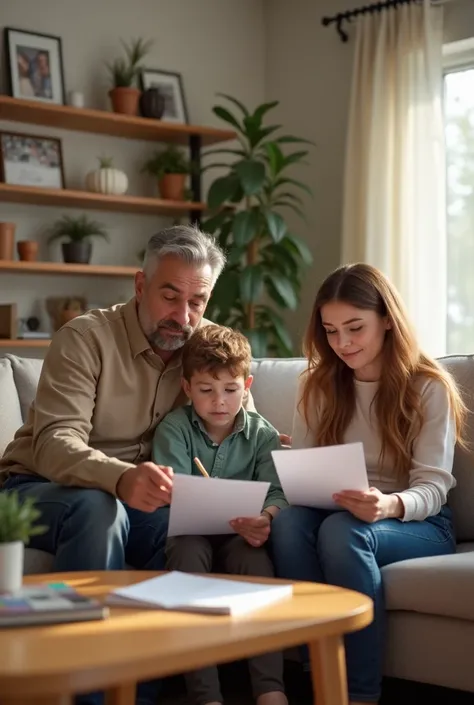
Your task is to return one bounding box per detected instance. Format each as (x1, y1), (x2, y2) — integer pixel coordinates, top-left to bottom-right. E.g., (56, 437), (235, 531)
(62, 241), (92, 264)
(158, 173), (187, 201)
(17, 240), (38, 262)
(109, 87), (141, 116)
(0, 222), (15, 260)
(139, 88), (165, 119)
(0, 541), (24, 593)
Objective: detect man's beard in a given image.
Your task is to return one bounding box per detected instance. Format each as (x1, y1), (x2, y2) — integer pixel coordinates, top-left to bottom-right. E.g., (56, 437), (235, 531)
(141, 314), (194, 352)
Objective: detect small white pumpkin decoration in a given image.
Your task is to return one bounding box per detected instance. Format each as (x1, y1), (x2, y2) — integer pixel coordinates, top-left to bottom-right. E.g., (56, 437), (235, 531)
(85, 156), (128, 195)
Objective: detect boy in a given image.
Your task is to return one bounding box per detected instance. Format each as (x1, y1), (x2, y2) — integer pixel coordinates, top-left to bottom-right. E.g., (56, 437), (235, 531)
(152, 325), (288, 705)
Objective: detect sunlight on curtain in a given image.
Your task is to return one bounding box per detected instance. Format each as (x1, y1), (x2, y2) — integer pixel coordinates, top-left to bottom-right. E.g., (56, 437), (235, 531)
(341, 0), (446, 356)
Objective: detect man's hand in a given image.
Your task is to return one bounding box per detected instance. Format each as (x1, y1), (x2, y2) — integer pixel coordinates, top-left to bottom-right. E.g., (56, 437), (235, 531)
(333, 487), (404, 523)
(117, 462), (173, 512)
(229, 514), (271, 547)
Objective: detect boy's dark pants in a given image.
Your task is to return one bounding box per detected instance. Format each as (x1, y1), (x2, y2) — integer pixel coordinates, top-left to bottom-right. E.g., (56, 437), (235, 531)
(166, 534), (285, 705)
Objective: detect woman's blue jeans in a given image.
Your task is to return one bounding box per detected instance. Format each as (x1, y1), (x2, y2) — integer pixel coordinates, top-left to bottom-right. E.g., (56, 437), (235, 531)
(269, 506), (456, 702)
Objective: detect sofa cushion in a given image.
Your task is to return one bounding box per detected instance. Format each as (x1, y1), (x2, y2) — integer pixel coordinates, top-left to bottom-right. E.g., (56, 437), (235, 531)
(439, 355), (474, 542)
(251, 358), (307, 435)
(383, 550), (474, 621)
(0, 357), (23, 457)
(5, 354), (43, 421)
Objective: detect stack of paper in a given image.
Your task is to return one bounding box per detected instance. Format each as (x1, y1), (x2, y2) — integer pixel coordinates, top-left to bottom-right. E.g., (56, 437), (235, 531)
(107, 571), (293, 616)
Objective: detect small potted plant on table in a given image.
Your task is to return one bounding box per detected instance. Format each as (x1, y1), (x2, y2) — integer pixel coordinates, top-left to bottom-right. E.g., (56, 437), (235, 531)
(47, 214), (109, 265)
(142, 145), (191, 201)
(0, 492), (46, 593)
(107, 38), (152, 116)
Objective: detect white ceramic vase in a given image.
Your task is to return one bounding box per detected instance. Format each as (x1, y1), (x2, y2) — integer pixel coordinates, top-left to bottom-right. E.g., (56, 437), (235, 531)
(0, 541), (24, 593)
(85, 167), (128, 195)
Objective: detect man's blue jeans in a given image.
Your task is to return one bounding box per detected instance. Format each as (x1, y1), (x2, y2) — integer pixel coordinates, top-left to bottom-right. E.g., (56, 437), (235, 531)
(2, 473), (169, 704)
(269, 505), (456, 703)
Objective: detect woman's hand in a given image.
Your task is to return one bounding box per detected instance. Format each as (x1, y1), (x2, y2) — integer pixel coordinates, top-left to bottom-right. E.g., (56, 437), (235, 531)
(333, 488), (404, 523)
(229, 514), (271, 547)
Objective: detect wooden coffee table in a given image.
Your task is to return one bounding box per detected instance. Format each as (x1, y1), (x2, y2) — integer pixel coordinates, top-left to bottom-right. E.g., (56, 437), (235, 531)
(0, 571), (372, 705)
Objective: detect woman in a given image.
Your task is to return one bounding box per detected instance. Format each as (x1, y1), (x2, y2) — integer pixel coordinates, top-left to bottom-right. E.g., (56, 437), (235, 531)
(270, 263), (466, 705)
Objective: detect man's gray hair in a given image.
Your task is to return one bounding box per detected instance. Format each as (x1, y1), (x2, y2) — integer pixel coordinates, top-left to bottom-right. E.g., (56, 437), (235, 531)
(142, 224), (226, 284)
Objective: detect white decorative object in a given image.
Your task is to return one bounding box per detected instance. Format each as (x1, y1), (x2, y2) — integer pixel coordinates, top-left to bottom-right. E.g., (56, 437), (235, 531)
(85, 156), (128, 196)
(0, 541), (24, 593)
(68, 91), (85, 108)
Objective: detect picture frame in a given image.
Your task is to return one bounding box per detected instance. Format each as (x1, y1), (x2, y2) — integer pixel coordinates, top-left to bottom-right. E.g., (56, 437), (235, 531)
(4, 27), (66, 105)
(140, 68), (188, 124)
(0, 131), (65, 190)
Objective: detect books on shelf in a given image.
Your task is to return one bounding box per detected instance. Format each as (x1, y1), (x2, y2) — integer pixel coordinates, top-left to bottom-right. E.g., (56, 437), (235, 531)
(0, 582), (108, 627)
(107, 571), (293, 617)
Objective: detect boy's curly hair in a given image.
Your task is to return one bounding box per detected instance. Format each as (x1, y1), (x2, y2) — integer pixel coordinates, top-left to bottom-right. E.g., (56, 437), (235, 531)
(182, 325), (251, 381)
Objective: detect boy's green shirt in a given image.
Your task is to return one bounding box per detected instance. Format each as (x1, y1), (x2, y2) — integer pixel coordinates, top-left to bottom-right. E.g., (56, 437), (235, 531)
(152, 405), (288, 510)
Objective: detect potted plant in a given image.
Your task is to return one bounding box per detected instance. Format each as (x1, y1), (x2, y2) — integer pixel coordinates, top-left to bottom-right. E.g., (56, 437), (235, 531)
(0, 492), (46, 592)
(106, 37), (152, 116)
(142, 145), (190, 201)
(47, 214), (109, 264)
(85, 155), (129, 195)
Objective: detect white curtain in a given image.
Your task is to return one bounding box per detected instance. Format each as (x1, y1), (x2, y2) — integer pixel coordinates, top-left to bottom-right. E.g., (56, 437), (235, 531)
(341, 0), (446, 356)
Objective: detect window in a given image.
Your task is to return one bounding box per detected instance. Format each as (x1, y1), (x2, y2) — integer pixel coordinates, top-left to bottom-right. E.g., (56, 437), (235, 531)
(444, 39), (474, 354)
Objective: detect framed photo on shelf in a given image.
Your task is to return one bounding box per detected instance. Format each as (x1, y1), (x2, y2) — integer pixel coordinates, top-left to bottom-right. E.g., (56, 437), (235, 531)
(4, 27), (66, 105)
(0, 131), (65, 189)
(140, 68), (188, 124)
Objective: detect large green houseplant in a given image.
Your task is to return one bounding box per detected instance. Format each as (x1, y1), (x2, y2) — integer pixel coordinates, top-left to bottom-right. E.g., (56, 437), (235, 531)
(202, 94), (313, 358)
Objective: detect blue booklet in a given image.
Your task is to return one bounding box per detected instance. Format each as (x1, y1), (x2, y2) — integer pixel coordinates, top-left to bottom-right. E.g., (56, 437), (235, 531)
(0, 581), (108, 627)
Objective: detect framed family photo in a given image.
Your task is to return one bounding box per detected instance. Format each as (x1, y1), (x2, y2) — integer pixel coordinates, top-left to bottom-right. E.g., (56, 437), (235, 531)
(4, 27), (66, 105)
(140, 68), (188, 124)
(0, 131), (65, 189)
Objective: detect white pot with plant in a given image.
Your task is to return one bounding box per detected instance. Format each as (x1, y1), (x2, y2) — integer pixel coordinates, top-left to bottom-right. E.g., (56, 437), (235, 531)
(47, 214), (109, 265)
(106, 37), (152, 116)
(142, 145), (191, 201)
(86, 156), (129, 195)
(0, 492), (46, 593)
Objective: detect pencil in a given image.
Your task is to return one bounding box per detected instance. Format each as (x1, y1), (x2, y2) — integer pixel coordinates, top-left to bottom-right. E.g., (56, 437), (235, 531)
(194, 457), (210, 478)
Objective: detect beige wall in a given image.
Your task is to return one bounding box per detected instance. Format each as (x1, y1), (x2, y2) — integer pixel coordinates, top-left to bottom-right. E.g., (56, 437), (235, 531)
(264, 0), (474, 345)
(0, 0), (265, 355)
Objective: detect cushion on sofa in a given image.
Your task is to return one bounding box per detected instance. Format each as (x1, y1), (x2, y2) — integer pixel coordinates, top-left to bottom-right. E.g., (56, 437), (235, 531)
(0, 357), (23, 457)
(5, 354), (44, 421)
(250, 358), (306, 435)
(439, 355), (474, 542)
(383, 550), (474, 621)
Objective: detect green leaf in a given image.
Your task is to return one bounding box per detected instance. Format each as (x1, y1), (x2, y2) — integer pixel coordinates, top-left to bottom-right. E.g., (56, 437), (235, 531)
(202, 148), (247, 159)
(274, 177), (313, 198)
(226, 246), (246, 266)
(265, 211), (287, 243)
(284, 233), (313, 266)
(263, 142), (285, 178)
(207, 174), (240, 209)
(232, 210), (260, 246)
(272, 200), (306, 221)
(201, 210), (231, 234)
(240, 265), (264, 303)
(267, 274), (299, 310)
(209, 270), (240, 318)
(244, 329), (268, 358)
(233, 160), (266, 196)
(283, 150), (309, 167)
(274, 190), (304, 206)
(274, 135), (316, 146)
(217, 93), (250, 117)
(213, 106), (242, 131)
(263, 306), (294, 354)
(252, 100), (279, 124)
(217, 220), (233, 249)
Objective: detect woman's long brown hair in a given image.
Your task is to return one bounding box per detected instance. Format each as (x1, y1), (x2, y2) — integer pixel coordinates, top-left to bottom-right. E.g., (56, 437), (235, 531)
(301, 263), (467, 478)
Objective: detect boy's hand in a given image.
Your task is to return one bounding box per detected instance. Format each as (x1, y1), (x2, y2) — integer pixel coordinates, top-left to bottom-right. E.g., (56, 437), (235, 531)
(279, 433), (292, 447)
(117, 462), (173, 512)
(229, 514), (271, 547)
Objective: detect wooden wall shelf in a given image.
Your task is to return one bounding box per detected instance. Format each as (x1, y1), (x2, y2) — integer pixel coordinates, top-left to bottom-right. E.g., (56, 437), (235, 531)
(0, 96), (236, 146)
(0, 183), (205, 216)
(0, 339), (50, 348)
(0, 261), (137, 277)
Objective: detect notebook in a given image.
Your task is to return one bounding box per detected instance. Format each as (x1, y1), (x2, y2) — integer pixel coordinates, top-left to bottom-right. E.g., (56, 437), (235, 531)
(107, 571), (293, 617)
(0, 582), (108, 628)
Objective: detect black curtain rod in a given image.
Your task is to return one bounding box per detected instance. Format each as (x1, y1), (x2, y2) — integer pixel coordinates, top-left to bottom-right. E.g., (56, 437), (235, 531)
(322, 0), (415, 42)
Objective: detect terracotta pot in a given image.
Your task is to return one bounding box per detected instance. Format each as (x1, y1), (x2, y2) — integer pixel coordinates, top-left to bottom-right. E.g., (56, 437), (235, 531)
(158, 173), (187, 201)
(17, 240), (38, 262)
(109, 87), (141, 116)
(0, 222), (15, 260)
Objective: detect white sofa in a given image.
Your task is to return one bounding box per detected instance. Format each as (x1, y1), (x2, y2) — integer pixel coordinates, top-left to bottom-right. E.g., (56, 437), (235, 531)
(1, 353), (474, 694)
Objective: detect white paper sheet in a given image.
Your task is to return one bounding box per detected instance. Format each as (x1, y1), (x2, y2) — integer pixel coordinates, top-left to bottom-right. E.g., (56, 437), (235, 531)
(271, 442), (369, 509)
(107, 571), (293, 616)
(168, 474), (270, 537)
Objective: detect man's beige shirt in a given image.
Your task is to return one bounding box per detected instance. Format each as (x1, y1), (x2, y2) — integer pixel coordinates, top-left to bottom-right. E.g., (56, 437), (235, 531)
(0, 298), (254, 494)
